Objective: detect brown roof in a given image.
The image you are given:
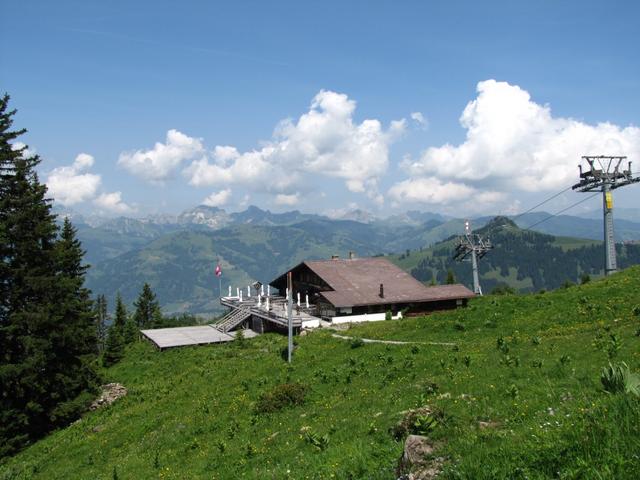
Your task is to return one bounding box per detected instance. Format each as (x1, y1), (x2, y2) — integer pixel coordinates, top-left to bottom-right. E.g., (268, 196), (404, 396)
(274, 257), (475, 308)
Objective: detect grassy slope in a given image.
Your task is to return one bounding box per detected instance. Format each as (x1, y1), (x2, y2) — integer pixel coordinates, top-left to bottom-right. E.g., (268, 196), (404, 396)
(2, 268), (640, 479)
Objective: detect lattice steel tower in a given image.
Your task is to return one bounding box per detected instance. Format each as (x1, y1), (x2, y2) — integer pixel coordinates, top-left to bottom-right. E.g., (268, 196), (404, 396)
(453, 220), (493, 295)
(572, 155), (640, 276)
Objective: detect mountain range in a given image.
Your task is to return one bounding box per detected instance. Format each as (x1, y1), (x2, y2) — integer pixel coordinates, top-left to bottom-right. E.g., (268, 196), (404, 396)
(55, 204), (640, 316)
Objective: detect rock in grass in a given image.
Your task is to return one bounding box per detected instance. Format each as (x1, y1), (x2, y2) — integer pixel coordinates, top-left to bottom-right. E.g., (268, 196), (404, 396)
(90, 383), (128, 411)
(396, 434), (444, 480)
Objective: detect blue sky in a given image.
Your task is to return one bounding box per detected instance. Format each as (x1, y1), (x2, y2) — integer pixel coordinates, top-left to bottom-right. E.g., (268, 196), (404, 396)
(2, 0), (639, 218)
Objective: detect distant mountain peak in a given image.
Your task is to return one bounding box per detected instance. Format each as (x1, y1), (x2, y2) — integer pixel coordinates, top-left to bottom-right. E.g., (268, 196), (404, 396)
(177, 205), (231, 229)
(334, 208), (376, 223)
(487, 216), (518, 229)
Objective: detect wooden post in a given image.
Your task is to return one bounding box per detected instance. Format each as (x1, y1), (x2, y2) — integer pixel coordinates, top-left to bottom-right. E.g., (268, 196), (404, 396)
(287, 271), (293, 363)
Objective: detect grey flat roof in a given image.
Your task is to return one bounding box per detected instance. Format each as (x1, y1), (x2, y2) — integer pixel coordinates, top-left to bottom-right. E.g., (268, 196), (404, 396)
(141, 325), (258, 350)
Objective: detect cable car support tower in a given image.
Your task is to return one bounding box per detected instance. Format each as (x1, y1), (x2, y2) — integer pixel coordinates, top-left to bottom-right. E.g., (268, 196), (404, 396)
(453, 220), (493, 295)
(572, 156), (640, 276)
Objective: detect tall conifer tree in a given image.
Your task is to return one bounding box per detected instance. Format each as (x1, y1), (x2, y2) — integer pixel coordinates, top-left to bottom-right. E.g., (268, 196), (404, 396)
(114, 292), (127, 332)
(133, 283), (162, 328)
(94, 294), (108, 351)
(49, 218), (99, 422)
(0, 95), (98, 456)
(102, 325), (124, 367)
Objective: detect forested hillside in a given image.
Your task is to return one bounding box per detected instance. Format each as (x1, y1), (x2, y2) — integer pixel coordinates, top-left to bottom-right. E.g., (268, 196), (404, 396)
(395, 217), (640, 293)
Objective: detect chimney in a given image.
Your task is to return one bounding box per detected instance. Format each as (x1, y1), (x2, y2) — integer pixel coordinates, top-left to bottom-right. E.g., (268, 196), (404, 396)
(348, 251), (355, 260)
(379, 283), (384, 298)
(331, 254), (340, 260)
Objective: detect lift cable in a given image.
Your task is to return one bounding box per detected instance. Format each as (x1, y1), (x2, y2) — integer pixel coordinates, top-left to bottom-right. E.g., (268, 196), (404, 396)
(523, 192), (600, 230)
(511, 185), (574, 221)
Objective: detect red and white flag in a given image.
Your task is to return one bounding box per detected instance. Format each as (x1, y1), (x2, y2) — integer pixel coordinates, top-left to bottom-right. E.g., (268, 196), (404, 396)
(215, 264), (222, 277)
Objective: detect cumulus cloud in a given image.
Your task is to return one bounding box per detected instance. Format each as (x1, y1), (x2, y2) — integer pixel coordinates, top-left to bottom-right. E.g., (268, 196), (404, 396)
(202, 188), (232, 207)
(389, 79), (640, 213)
(118, 129), (205, 183)
(46, 153), (102, 206)
(402, 79), (640, 193)
(411, 112), (428, 129)
(274, 193), (299, 206)
(93, 191), (134, 214)
(183, 90), (405, 201)
(390, 178), (490, 205)
(11, 141), (37, 158)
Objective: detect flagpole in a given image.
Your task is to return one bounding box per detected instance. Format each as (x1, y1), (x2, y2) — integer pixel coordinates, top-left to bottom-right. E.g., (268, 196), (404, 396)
(216, 257), (222, 298)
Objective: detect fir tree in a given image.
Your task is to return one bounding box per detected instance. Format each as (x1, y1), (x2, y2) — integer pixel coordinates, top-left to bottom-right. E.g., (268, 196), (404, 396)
(94, 294), (108, 352)
(123, 317), (138, 344)
(0, 95), (98, 456)
(133, 283), (162, 328)
(48, 218), (99, 424)
(446, 269), (456, 284)
(114, 292), (127, 332)
(103, 325), (125, 367)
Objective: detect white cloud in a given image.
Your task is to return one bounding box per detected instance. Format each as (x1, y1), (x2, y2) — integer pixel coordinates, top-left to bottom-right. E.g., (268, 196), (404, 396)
(11, 141), (37, 158)
(46, 153), (101, 206)
(274, 193), (299, 206)
(93, 191), (134, 214)
(118, 129), (205, 183)
(389, 177), (476, 205)
(202, 188), (232, 207)
(411, 112), (428, 129)
(184, 90), (405, 199)
(402, 79), (640, 193)
(389, 79), (640, 214)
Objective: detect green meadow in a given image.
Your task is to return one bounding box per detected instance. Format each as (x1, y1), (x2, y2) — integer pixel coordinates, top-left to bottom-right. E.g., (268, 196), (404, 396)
(2, 267), (640, 479)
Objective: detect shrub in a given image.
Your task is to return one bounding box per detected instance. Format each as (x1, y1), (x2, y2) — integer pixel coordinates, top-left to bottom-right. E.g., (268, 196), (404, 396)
(413, 412), (439, 435)
(491, 284), (516, 295)
(255, 383), (308, 413)
(385, 310), (392, 321)
(532, 359), (544, 369)
(600, 362), (640, 396)
(496, 336), (509, 354)
(234, 329), (247, 348)
(559, 354), (571, 366)
(424, 381), (439, 396)
(350, 337), (365, 349)
(606, 334), (622, 359)
(301, 427), (330, 451)
(391, 406), (447, 439)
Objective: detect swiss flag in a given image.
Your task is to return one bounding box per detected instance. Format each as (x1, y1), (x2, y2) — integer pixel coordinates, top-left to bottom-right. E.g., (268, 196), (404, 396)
(215, 264), (222, 277)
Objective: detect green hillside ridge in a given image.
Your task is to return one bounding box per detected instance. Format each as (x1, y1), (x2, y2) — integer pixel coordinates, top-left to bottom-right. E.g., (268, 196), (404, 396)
(81, 215), (640, 315)
(2, 267), (640, 479)
(392, 217), (640, 293)
(85, 219), (458, 315)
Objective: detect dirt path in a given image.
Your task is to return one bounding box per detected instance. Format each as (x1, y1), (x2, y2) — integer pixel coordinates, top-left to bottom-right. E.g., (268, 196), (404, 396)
(331, 333), (456, 347)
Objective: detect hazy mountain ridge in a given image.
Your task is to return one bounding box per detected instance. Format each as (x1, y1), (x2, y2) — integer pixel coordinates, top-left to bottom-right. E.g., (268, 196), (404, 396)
(68, 205), (640, 314)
